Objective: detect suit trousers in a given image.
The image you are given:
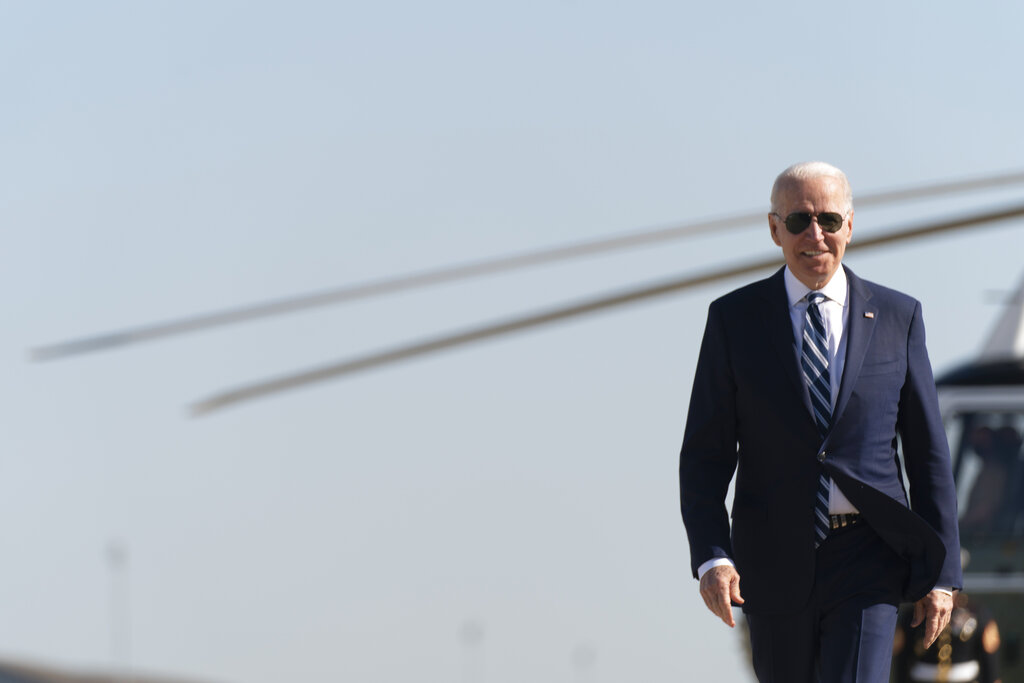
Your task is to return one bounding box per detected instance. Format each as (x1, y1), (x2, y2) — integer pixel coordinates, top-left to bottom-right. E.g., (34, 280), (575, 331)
(745, 522), (909, 683)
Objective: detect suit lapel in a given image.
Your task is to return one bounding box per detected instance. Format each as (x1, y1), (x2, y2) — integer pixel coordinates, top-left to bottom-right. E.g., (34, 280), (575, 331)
(833, 268), (878, 427)
(760, 268), (816, 420)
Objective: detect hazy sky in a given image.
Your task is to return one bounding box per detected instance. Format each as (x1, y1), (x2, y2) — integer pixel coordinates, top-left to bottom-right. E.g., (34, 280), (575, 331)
(4, 2), (1024, 682)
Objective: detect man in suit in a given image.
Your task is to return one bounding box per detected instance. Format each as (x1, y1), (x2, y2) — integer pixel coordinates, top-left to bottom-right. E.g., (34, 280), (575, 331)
(678, 161), (962, 682)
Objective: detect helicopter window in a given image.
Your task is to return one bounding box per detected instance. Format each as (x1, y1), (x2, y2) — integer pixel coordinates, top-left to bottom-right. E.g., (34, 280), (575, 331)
(948, 411), (1024, 538)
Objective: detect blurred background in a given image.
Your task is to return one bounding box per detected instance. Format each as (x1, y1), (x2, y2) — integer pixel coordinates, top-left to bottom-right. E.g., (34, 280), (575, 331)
(4, 1), (1024, 681)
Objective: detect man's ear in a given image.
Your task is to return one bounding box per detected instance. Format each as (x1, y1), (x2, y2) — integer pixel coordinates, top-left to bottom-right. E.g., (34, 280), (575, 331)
(769, 216), (783, 246)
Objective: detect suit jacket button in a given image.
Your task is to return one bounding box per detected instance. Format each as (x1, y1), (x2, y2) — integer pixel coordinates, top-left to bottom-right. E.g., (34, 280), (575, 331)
(818, 451), (826, 462)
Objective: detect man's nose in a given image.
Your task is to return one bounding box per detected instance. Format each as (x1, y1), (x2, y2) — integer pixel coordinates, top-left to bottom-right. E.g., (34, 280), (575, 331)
(805, 217), (826, 239)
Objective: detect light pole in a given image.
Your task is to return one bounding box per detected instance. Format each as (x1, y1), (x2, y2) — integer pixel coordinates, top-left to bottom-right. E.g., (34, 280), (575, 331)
(106, 540), (132, 683)
(459, 619), (485, 683)
(572, 643), (596, 683)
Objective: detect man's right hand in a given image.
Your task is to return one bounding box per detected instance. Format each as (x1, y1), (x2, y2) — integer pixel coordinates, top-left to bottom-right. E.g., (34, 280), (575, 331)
(699, 564), (744, 627)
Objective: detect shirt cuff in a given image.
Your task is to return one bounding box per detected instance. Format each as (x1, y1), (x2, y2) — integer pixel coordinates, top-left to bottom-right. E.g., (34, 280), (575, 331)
(932, 586), (954, 595)
(697, 557), (735, 580)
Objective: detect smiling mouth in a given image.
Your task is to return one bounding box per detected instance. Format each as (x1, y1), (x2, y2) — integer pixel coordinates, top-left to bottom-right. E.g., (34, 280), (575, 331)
(802, 250), (826, 257)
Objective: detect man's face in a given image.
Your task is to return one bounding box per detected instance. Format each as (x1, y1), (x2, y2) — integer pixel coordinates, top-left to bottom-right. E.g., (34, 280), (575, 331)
(769, 176), (853, 290)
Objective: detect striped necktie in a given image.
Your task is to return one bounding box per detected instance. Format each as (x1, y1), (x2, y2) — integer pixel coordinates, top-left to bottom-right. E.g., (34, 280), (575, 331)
(802, 291), (832, 547)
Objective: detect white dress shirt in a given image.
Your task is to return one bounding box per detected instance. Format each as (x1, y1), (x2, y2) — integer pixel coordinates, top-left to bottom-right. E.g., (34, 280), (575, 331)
(782, 266), (859, 516)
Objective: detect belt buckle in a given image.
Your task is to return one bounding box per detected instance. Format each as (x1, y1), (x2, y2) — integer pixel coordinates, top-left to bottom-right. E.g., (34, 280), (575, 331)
(830, 513), (859, 530)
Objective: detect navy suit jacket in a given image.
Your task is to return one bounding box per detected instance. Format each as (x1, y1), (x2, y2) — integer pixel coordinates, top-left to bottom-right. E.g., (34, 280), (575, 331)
(679, 266), (962, 614)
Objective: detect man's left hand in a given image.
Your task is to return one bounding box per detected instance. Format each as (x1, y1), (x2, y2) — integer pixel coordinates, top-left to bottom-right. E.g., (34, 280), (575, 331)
(911, 589), (954, 648)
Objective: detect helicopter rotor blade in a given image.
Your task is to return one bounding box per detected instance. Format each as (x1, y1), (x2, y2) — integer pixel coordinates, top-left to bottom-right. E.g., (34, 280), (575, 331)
(853, 169), (1024, 206)
(189, 201), (1024, 416)
(31, 168), (1024, 362)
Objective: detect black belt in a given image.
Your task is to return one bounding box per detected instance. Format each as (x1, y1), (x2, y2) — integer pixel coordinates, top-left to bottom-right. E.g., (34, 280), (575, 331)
(829, 513), (861, 530)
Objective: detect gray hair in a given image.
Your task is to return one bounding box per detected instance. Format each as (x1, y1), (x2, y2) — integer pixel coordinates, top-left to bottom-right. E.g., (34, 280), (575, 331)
(770, 161), (853, 213)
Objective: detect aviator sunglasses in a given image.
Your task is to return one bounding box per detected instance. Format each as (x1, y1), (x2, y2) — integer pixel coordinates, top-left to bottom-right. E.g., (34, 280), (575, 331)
(771, 211), (847, 234)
